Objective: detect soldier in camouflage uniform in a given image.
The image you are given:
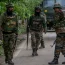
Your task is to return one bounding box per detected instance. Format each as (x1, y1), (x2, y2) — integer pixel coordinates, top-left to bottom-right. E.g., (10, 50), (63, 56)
(48, 3), (65, 64)
(28, 6), (46, 56)
(0, 3), (18, 65)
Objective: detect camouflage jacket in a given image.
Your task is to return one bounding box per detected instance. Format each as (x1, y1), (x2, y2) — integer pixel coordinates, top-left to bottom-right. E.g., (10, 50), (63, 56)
(53, 11), (65, 33)
(28, 15), (47, 32)
(1, 13), (18, 34)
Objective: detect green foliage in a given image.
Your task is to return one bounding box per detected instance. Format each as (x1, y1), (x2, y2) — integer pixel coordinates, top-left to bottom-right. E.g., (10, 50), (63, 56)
(18, 23), (26, 34)
(0, 0), (43, 19)
(0, 2), (6, 14)
(0, 0), (43, 34)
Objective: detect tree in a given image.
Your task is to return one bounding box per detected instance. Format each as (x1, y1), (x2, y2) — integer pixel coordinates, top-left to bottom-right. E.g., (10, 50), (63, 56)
(0, 0), (43, 19)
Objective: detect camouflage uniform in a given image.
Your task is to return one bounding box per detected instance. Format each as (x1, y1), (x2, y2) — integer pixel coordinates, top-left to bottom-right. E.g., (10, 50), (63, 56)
(1, 3), (18, 65)
(48, 3), (65, 64)
(28, 6), (46, 56)
(39, 31), (45, 48)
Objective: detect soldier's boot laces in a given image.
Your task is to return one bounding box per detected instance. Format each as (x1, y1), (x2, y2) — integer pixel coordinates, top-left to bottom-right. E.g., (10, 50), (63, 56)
(8, 60), (14, 65)
(48, 58), (58, 65)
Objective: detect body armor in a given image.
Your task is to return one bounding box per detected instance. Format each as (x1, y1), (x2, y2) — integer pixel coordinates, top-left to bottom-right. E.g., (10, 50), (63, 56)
(2, 13), (17, 32)
(29, 16), (44, 31)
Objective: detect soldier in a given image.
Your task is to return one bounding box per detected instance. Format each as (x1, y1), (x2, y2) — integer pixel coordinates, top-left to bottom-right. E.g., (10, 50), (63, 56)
(28, 6), (46, 56)
(0, 3), (18, 65)
(48, 3), (65, 64)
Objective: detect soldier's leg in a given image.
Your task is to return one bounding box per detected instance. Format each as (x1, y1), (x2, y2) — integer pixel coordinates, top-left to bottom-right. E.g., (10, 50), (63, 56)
(3, 34), (9, 63)
(48, 37), (61, 64)
(39, 39), (45, 49)
(7, 34), (15, 65)
(31, 32), (36, 56)
(39, 32), (45, 49)
(62, 40), (65, 64)
(48, 45), (61, 64)
(54, 45), (61, 60)
(40, 36), (45, 48)
(12, 33), (17, 53)
(35, 32), (41, 56)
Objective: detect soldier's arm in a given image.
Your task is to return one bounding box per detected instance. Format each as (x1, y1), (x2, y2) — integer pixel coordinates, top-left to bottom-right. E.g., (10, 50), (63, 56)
(59, 11), (64, 21)
(42, 16), (47, 33)
(53, 14), (60, 29)
(15, 14), (18, 35)
(53, 14), (58, 29)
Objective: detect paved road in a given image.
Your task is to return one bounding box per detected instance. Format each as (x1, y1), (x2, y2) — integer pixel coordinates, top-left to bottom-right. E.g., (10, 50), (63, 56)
(13, 32), (65, 65)
(2, 32), (65, 65)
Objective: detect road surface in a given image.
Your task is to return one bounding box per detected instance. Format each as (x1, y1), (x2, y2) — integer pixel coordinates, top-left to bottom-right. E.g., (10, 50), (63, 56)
(13, 32), (65, 65)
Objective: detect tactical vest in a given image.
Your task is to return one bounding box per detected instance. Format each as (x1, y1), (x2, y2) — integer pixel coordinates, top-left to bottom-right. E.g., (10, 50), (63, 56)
(54, 12), (65, 33)
(30, 16), (43, 31)
(2, 13), (17, 32)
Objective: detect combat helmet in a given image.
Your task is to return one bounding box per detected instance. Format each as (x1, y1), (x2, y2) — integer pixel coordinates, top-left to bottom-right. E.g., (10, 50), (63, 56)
(6, 3), (14, 8)
(53, 3), (62, 9)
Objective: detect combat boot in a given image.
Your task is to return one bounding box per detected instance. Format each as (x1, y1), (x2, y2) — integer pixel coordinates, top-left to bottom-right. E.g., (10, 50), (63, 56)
(42, 43), (45, 48)
(62, 61), (65, 64)
(8, 60), (14, 65)
(42, 45), (45, 48)
(35, 48), (38, 56)
(32, 48), (36, 56)
(48, 58), (58, 65)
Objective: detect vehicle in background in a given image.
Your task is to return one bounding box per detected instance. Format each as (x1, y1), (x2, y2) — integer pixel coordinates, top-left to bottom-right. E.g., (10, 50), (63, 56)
(40, 0), (65, 31)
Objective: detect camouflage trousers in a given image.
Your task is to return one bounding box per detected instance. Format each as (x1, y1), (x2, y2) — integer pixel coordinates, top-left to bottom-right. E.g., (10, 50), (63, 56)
(40, 32), (44, 47)
(54, 33), (65, 59)
(31, 31), (41, 49)
(3, 33), (16, 61)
